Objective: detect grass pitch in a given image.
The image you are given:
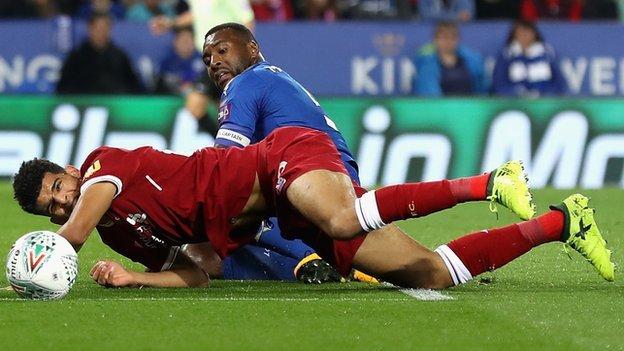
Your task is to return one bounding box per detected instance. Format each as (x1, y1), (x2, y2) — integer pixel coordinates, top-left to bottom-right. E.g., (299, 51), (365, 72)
(0, 181), (622, 351)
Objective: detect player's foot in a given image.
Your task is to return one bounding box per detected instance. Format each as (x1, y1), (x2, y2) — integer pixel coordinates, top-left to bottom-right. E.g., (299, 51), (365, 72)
(550, 194), (615, 282)
(294, 253), (343, 284)
(486, 160), (535, 220)
(350, 270), (380, 284)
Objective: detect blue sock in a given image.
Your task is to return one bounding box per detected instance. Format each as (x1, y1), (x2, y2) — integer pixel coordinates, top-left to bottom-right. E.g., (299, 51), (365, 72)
(222, 244), (299, 281)
(254, 218), (316, 261)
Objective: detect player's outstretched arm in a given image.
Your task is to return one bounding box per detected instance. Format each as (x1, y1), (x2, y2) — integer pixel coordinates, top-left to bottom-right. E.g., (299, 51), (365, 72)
(57, 182), (116, 251)
(90, 256), (211, 288)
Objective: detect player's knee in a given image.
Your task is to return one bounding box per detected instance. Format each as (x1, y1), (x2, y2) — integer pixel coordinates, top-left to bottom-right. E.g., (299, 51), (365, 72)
(402, 255), (452, 289)
(325, 214), (361, 241)
(421, 259), (453, 289)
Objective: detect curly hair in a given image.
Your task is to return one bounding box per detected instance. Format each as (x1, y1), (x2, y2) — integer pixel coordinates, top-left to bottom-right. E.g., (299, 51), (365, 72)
(13, 158), (64, 215)
(204, 22), (257, 44)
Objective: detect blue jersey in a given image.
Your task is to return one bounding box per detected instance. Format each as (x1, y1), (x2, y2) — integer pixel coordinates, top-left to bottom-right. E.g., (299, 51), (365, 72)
(215, 61), (359, 182)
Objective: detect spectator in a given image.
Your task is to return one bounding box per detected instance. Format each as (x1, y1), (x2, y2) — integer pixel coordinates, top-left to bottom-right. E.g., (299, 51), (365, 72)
(150, 0), (255, 52)
(520, 0), (583, 21)
(0, 0), (58, 18)
(419, 0), (475, 22)
(149, 0), (254, 131)
(492, 20), (566, 97)
(342, 0), (416, 19)
(126, 0), (175, 22)
(56, 12), (144, 94)
(75, 0), (125, 20)
(185, 71), (221, 135)
(154, 25), (204, 95)
(292, 0), (340, 21)
(251, 0), (294, 21)
(413, 21), (486, 96)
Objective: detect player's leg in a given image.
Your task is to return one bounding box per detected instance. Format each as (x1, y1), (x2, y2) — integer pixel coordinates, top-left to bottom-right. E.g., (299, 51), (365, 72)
(435, 194), (614, 284)
(222, 245), (300, 281)
(254, 218), (315, 259)
(287, 166), (534, 242)
(352, 194), (614, 288)
(352, 223), (453, 288)
(286, 169), (362, 240)
(254, 218), (343, 283)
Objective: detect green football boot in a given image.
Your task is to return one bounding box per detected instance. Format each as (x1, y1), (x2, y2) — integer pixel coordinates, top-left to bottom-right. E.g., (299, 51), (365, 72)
(486, 160), (536, 220)
(551, 194), (615, 282)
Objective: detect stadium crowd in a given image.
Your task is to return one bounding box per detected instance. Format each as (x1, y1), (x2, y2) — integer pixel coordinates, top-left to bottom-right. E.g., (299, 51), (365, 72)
(0, 0), (621, 22)
(0, 0), (620, 99)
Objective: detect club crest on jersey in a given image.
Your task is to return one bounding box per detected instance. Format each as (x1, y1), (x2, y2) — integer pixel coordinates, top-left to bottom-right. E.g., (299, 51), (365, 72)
(84, 160), (101, 179)
(218, 103), (231, 123)
(275, 161), (288, 194)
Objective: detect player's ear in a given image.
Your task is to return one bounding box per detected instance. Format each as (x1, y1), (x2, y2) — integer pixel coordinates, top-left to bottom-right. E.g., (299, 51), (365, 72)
(65, 165), (80, 178)
(248, 41), (259, 59)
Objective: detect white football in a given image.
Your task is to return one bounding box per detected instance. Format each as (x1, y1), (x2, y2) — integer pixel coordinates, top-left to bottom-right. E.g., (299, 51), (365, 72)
(6, 230), (78, 300)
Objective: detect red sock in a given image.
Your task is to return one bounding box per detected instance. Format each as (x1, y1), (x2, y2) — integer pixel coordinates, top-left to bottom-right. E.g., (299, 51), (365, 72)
(445, 211), (565, 277)
(373, 180), (457, 223)
(448, 173), (490, 203)
(446, 224), (532, 276)
(517, 210), (565, 245)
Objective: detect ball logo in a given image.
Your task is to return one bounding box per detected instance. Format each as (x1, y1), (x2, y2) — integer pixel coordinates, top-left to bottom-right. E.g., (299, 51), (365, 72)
(27, 244), (48, 274)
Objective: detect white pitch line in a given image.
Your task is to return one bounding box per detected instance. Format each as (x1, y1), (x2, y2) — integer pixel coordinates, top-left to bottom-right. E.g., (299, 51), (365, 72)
(0, 296), (416, 303)
(381, 283), (454, 301)
(398, 289), (454, 301)
(1, 286), (453, 302)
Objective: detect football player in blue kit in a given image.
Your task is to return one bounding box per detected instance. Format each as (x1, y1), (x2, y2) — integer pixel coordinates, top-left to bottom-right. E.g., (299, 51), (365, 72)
(201, 22), (377, 283)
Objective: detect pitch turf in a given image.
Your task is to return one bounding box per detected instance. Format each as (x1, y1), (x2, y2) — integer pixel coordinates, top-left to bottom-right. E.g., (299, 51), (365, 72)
(0, 181), (622, 351)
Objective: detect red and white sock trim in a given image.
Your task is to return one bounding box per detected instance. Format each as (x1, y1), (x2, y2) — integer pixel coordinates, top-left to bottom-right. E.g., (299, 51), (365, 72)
(435, 245), (473, 286)
(355, 191), (386, 232)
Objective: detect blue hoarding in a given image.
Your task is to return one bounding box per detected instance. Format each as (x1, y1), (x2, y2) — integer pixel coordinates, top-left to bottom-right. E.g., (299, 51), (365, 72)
(0, 20), (621, 96)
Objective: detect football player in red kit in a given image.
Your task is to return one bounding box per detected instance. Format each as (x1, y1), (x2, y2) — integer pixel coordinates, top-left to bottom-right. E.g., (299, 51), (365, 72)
(13, 127), (614, 288)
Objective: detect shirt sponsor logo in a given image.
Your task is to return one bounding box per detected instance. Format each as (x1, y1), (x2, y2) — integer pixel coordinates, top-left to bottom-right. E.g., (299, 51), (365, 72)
(125, 212), (166, 248)
(218, 103), (231, 123)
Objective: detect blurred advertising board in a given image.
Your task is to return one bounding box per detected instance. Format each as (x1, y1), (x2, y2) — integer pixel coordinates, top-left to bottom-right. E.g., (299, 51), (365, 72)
(1, 96), (623, 189)
(0, 20), (623, 96)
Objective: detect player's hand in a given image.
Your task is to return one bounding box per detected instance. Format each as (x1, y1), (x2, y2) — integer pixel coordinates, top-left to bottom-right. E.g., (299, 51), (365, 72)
(90, 260), (137, 288)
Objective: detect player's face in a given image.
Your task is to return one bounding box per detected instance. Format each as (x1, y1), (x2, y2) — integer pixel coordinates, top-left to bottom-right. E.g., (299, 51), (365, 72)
(203, 29), (258, 89)
(36, 166), (81, 224)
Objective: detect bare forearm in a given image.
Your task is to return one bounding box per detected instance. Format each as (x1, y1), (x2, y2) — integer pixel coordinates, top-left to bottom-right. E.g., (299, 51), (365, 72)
(58, 182), (116, 251)
(131, 268), (210, 288)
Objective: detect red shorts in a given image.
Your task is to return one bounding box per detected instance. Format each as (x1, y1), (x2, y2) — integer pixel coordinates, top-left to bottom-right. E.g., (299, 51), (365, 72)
(257, 127), (367, 276)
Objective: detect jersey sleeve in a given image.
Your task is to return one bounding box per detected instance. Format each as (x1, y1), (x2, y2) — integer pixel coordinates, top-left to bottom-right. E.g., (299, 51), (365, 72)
(97, 225), (180, 272)
(215, 74), (267, 147)
(80, 147), (140, 198)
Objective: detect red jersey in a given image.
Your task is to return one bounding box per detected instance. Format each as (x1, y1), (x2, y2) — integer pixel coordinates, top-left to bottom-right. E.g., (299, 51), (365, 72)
(80, 127), (365, 275)
(80, 145), (258, 271)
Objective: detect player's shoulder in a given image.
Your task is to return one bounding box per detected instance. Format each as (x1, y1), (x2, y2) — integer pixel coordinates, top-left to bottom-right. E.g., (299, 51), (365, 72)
(80, 146), (125, 179)
(81, 146), (114, 168)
